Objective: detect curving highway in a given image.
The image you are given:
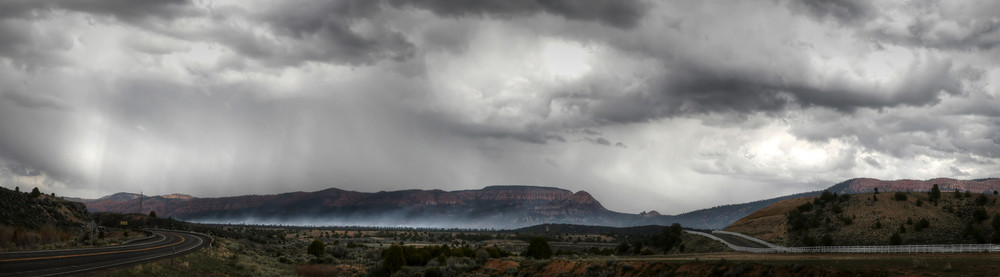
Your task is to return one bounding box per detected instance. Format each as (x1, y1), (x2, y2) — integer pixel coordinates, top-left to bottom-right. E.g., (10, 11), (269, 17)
(688, 230), (1000, 254)
(0, 230), (211, 276)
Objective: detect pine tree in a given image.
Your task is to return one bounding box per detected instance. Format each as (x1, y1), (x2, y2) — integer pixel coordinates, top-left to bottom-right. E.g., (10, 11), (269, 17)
(929, 184), (941, 205)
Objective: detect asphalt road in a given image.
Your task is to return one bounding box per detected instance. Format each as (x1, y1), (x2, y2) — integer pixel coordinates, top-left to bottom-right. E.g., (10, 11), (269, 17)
(0, 230), (211, 276)
(710, 233), (769, 248)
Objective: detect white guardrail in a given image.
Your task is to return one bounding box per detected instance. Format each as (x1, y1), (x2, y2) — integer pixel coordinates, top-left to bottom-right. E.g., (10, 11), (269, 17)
(686, 230), (1000, 253)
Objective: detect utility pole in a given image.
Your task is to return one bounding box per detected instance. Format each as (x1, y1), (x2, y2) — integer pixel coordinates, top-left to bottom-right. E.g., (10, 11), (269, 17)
(139, 191), (143, 215)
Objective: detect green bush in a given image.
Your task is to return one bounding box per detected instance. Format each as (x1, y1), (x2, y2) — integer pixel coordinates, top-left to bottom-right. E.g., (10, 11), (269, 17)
(821, 234), (832, 246)
(382, 244), (406, 273)
(976, 194), (990, 206)
(893, 192), (908, 201)
(914, 218), (930, 231)
(802, 234), (817, 247)
(973, 208), (989, 223)
(307, 240), (325, 257)
(797, 202), (814, 212)
(890, 232), (902, 245)
(523, 237), (552, 259)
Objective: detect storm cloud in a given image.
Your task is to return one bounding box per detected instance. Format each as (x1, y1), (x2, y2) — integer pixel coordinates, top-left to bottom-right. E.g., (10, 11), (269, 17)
(0, 0), (997, 215)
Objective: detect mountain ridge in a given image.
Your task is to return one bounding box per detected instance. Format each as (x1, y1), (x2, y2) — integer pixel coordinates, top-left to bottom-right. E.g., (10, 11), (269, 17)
(74, 177), (1000, 230)
(78, 186), (637, 229)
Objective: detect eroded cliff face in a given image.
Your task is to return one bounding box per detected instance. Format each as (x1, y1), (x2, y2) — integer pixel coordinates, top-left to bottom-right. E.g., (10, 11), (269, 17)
(829, 178), (1000, 194)
(77, 186), (633, 228)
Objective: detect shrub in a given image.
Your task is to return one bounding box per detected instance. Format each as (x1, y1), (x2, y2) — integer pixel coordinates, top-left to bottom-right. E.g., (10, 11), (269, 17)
(787, 210), (808, 231)
(893, 192), (908, 201)
(915, 218), (930, 231)
(890, 232), (902, 245)
(976, 194), (989, 206)
(615, 242), (630, 254)
(973, 208), (989, 223)
(802, 234), (817, 247)
(797, 202), (814, 212)
(307, 240), (325, 258)
(632, 241), (643, 255)
(523, 237), (552, 259)
(915, 199), (923, 207)
(992, 214), (1000, 231)
(821, 234), (832, 246)
(30, 187), (41, 198)
(382, 245), (406, 273)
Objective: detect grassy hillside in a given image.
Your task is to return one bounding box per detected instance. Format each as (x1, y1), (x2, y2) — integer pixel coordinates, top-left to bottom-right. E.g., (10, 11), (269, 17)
(725, 190), (1000, 246)
(0, 186), (92, 250)
(0, 186), (89, 229)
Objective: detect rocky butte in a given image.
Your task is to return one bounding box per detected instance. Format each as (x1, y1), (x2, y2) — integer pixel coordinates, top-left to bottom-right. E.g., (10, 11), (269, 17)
(75, 186), (672, 229)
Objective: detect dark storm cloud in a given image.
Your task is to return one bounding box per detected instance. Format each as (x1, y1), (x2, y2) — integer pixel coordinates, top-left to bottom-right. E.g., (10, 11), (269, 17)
(0, 20), (70, 67)
(857, 0), (1000, 51)
(0, 0), (195, 22)
(863, 157), (883, 169)
(582, 137), (611, 147)
(388, 0), (647, 29)
(787, 0), (874, 25)
(242, 0), (416, 66)
(0, 0), (193, 67)
(0, 0), (997, 214)
(576, 56), (963, 126)
(57, 0), (196, 23)
(2, 90), (71, 111)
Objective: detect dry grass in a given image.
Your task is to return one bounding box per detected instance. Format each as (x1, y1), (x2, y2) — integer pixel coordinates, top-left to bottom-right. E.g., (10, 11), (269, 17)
(725, 192), (1000, 246)
(723, 197), (812, 244)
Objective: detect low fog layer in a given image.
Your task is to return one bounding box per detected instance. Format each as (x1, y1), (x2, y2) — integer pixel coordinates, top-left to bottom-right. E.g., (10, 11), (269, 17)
(0, 0), (998, 214)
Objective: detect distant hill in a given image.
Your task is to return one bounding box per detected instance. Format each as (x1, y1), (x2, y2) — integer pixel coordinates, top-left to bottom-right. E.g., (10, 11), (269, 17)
(78, 186), (682, 229)
(0, 187), (89, 229)
(827, 177), (1000, 194)
(669, 191), (823, 230)
(725, 191), (1000, 246)
(98, 192), (144, 202)
(75, 177), (999, 230)
(514, 223), (673, 237)
(76, 186), (822, 230)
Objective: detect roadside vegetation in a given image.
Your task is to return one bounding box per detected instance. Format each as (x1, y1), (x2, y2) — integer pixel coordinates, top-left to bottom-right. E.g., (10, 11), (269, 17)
(0, 186), (119, 251)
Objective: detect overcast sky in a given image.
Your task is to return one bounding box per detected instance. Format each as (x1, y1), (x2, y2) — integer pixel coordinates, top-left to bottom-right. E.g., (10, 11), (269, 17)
(0, 0), (998, 214)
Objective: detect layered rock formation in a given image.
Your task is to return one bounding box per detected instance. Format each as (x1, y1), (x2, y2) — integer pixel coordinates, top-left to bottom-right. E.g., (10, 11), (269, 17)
(78, 186), (658, 229)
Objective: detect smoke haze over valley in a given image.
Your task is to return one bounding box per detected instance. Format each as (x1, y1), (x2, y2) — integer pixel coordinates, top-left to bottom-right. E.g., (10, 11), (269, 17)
(0, 0), (998, 217)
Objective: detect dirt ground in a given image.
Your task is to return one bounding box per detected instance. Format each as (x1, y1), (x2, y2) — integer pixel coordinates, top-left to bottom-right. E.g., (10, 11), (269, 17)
(484, 252), (1000, 277)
